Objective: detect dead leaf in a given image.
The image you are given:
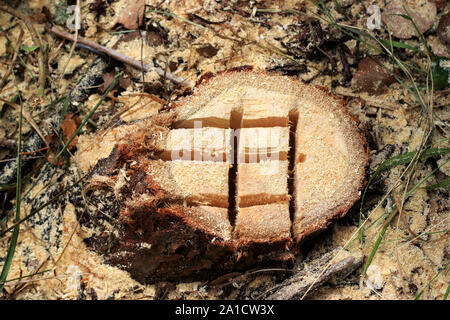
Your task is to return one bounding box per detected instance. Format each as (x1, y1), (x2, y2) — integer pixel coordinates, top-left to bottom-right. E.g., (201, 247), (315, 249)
(116, 0), (145, 30)
(46, 113), (81, 165)
(61, 113), (81, 150)
(45, 134), (64, 166)
(119, 74), (133, 90)
(100, 71), (117, 93)
(196, 44), (219, 58)
(351, 57), (395, 95)
(381, 0), (437, 39)
(30, 12), (47, 24)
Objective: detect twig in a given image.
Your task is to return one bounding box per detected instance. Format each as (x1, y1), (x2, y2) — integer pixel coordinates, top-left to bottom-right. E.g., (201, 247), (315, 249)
(264, 249), (363, 300)
(334, 86), (399, 110)
(0, 5), (47, 94)
(48, 26), (193, 87)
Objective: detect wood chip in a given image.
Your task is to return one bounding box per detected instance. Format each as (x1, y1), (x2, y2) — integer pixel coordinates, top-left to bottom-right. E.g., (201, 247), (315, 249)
(196, 44), (219, 58)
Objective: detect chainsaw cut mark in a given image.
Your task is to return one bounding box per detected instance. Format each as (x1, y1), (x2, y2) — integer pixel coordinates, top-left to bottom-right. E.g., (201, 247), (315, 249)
(157, 73), (367, 242)
(287, 110), (299, 234)
(227, 109), (242, 226)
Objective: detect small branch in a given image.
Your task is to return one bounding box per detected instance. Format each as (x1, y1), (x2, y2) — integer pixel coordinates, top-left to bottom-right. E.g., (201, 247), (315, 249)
(263, 248), (363, 300)
(267, 256), (356, 300)
(334, 86), (399, 110)
(48, 26), (194, 88)
(0, 5), (47, 94)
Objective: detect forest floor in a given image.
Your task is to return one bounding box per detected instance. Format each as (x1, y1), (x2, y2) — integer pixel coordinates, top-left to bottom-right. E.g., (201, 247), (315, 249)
(0, 0), (448, 300)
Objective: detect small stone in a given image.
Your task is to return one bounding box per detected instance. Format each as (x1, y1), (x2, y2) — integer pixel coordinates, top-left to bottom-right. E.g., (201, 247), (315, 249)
(381, 0), (437, 39)
(428, 36), (450, 59)
(437, 13), (450, 44)
(365, 265), (384, 290)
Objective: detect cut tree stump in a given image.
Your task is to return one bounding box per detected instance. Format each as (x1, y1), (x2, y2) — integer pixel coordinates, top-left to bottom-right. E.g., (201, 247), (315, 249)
(74, 70), (368, 283)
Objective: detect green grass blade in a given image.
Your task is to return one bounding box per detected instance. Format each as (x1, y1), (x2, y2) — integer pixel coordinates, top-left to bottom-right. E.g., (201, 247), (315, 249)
(378, 39), (422, 53)
(56, 96), (70, 133)
(0, 73), (121, 290)
(0, 72), (123, 248)
(0, 96), (23, 293)
(395, 9), (433, 58)
(1, 71), (123, 233)
(424, 177), (450, 190)
(361, 161), (448, 280)
(0, 174), (86, 237)
(358, 148), (450, 240)
(377, 148), (449, 172)
(49, 72), (123, 167)
(361, 213), (391, 279)
(5, 34), (36, 82)
(146, 9), (206, 29)
(0, 269), (50, 285)
(444, 283), (449, 300)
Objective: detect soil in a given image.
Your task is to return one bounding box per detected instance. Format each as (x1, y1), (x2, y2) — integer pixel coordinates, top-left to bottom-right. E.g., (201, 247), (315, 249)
(0, 0), (448, 300)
